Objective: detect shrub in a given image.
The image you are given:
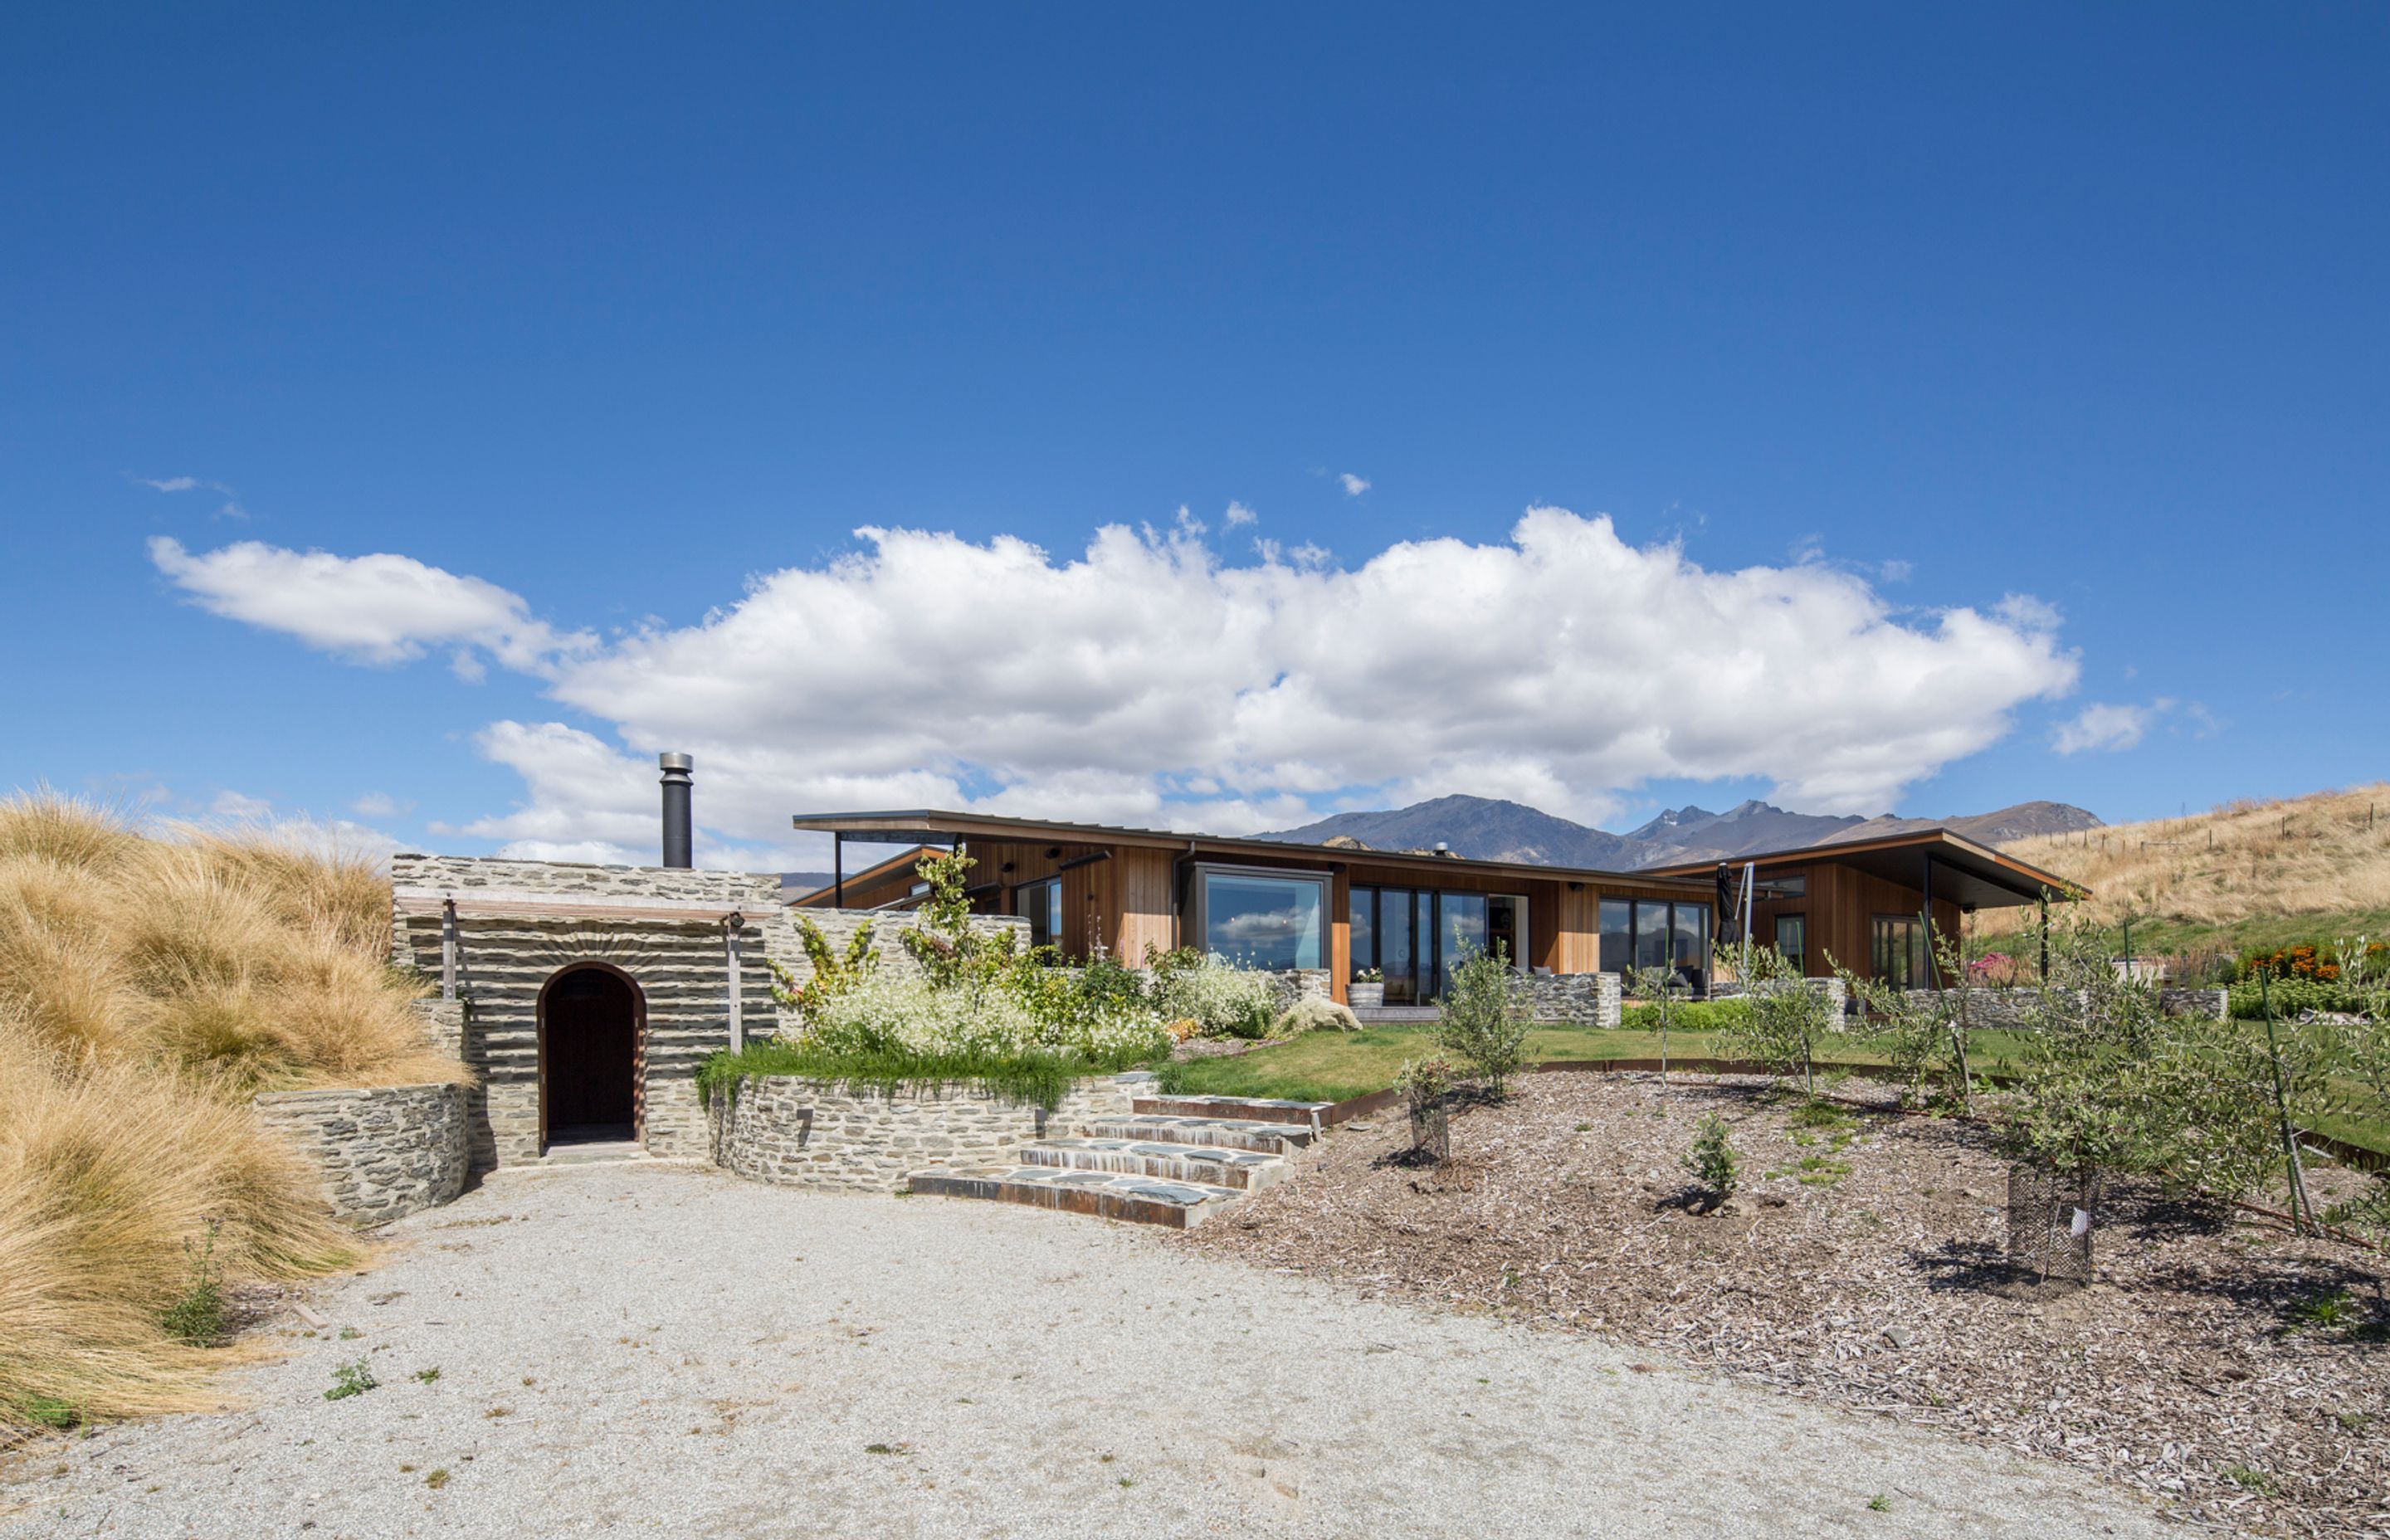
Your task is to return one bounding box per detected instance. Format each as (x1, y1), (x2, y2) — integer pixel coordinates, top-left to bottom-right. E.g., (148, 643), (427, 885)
(1153, 956), (1279, 1040)
(1436, 944), (1530, 1094)
(768, 914), (878, 1017)
(158, 1222), (225, 1348)
(324, 1358), (378, 1401)
(1717, 944), (1843, 1097)
(1682, 1112), (1739, 1201)
(1273, 996), (1359, 1036)
(1618, 998), (1749, 1033)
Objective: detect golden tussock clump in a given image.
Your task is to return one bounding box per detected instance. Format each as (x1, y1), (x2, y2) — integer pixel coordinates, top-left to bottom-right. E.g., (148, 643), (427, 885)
(0, 791), (465, 1431)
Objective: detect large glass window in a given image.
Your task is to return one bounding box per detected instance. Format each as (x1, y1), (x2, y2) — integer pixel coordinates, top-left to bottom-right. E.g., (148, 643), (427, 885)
(1634, 900), (1671, 969)
(1348, 889), (1375, 985)
(1871, 915), (1927, 988)
(1378, 888), (1416, 1003)
(1015, 878), (1061, 952)
(1487, 894), (1527, 972)
(1599, 899), (1632, 974)
(1437, 893), (1488, 997)
(1197, 868), (1326, 970)
(1672, 902), (1708, 968)
(1774, 914), (1807, 972)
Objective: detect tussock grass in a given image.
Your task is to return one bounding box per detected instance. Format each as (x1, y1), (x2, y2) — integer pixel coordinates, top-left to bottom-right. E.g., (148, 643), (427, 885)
(1982, 783), (2390, 947)
(0, 792), (463, 1434)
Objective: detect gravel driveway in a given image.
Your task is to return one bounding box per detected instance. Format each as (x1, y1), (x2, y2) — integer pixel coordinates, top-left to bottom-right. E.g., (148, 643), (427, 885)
(2, 1162), (2177, 1539)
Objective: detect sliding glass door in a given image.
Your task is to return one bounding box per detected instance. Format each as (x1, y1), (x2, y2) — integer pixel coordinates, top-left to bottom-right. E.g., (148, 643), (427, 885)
(1350, 887), (1528, 1003)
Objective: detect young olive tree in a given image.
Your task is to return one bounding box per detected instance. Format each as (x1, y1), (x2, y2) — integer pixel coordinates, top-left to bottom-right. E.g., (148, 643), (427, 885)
(1436, 943), (1532, 1097)
(1717, 942), (1842, 1099)
(1625, 961), (1687, 1088)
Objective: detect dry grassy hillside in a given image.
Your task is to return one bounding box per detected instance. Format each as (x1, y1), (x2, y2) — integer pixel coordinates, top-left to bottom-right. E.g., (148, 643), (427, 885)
(0, 793), (466, 1433)
(1979, 783), (2390, 950)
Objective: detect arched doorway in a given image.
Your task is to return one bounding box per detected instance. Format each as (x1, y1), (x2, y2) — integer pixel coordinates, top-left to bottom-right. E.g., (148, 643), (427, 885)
(539, 964), (644, 1148)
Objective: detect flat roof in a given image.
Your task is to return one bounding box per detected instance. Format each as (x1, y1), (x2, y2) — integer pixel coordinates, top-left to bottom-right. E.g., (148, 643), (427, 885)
(788, 808), (1712, 893)
(1642, 827), (2085, 908)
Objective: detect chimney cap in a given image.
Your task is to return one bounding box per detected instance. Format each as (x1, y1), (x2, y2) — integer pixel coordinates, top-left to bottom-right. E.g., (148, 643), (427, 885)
(658, 752), (693, 774)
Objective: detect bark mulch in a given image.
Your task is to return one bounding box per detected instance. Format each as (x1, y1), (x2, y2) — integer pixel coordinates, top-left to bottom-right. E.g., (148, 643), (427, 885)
(1182, 1072), (2389, 1539)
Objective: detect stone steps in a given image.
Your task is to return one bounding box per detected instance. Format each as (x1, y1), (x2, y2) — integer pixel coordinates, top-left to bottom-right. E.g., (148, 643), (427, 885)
(905, 1166), (1245, 1229)
(1130, 1094), (1335, 1131)
(1018, 1137), (1290, 1191)
(1081, 1114), (1315, 1153)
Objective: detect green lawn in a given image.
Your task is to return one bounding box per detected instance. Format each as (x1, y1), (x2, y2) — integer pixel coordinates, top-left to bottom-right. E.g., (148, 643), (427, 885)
(1163, 1024), (2043, 1104)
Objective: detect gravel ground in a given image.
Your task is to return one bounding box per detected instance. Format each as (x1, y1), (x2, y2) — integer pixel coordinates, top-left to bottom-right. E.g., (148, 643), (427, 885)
(1188, 1075), (2389, 1538)
(0, 1161), (2179, 1539)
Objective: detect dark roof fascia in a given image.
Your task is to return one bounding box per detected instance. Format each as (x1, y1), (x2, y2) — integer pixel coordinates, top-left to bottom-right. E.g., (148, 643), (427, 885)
(789, 808), (1713, 894)
(1643, 827), (2086, 902)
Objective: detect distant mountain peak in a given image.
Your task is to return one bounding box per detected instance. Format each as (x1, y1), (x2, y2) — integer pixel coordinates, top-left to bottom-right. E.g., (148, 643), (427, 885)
(1257, 792), (2100, 871)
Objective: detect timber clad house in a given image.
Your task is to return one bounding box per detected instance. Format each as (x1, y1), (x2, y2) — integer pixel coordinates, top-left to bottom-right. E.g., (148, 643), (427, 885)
(1646, 829), (2085, 989)
(381, 759), (2082, 1179)
(788, 810), (2080, 1004)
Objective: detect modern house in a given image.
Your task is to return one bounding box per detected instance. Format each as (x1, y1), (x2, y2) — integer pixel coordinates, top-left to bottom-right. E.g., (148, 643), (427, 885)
(788, 809), (1721, 1005)
(1644, 829), (2082, 987)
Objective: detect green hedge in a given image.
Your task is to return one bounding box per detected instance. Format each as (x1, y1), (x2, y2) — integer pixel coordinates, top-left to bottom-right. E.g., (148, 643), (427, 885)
(2227, 976), (2376, 1020)
(1620, 997), (1751, 1033)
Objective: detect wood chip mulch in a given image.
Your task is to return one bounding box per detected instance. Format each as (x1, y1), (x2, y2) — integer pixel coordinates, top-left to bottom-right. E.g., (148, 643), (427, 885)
(1181, 1073), (2390, 1539)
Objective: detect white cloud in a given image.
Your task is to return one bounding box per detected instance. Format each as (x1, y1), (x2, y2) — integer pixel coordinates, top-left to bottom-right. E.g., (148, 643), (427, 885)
(1995, 592), (2064, 634)
(149, 537), (593, 674)
(209, 789), (274, 820)
(132, 473), (246, 519)
(350, 791), (405, 818)
(159, 509), (2081, 862)
(1223, 501), (1258, 527)
(1338, 473), (1370, 497)
(2051, 700), (2161, 754)
(1877, 558), (1913, 582)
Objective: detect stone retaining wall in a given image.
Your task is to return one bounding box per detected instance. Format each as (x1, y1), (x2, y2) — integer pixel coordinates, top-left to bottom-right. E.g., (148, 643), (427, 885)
(707, 1073), (1143, 1193)
(1514, 972), (1622, 1027)
(253, 1082), (468, 1226)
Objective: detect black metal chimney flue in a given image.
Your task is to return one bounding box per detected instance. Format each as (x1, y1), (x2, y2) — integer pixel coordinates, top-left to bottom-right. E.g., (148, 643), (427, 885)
(659, 753), (693, 868)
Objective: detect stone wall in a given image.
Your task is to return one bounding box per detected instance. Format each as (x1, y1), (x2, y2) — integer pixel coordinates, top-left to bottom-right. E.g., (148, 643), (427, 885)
(1710, 977), (1850, 1015)
(707, 1073), (1141, 1193)
(391, 853), (1025, 1171)
(253, 1083), (468, 1226)
(1514, 972), (1622, 1027)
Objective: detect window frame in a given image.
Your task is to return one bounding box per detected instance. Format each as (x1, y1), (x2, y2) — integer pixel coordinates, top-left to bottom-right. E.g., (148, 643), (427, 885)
(1189, 862), (1332, 972)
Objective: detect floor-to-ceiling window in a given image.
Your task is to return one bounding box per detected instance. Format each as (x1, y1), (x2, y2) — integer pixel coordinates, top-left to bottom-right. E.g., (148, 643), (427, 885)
(1602, 897), (1716, 991)
(1871, 914), (1927, 988)
(1349, 887), (1528, 1003)
(1599, 899), (1632, 974)
(1013, 878), (1061, 952)
(1194, 866), (1327, 970)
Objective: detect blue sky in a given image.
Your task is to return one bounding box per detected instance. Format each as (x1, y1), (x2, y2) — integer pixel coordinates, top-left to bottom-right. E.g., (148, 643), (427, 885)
(3, 4), (2383, 869)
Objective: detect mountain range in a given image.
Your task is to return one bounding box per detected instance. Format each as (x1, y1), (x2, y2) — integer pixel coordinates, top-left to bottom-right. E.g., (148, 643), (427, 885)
(1258, 793), (2102, 870)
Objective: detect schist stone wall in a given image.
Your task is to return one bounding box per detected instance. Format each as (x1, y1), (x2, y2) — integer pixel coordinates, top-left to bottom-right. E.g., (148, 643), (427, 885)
(252, 1082), (469, 1225)
(708, 1073), (1140, 1193)
(1515, 972), (1622, 1027)
(390, 853), (1023, 1171)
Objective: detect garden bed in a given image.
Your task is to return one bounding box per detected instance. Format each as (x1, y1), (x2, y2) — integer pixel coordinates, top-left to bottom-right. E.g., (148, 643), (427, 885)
(1184, 1072), (2389, 1539)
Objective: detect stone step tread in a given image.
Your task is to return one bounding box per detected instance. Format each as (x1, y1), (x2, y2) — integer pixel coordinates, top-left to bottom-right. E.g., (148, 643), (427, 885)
(1081, 1114), (1316, 1152)
(1131, 1094), (1334, 1128)
(905, 1166), (1245, 1229)
(1018, 1138), (1289, 1189)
